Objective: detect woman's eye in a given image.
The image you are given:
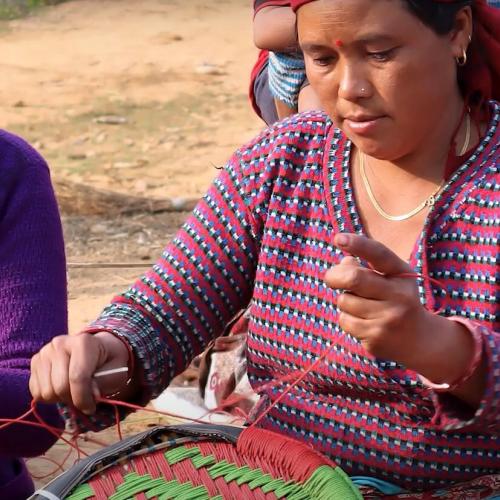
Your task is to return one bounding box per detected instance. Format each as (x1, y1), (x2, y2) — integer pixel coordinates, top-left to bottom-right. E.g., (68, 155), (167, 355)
(313, 56), (335, 66)
(367, 49), (394, 62)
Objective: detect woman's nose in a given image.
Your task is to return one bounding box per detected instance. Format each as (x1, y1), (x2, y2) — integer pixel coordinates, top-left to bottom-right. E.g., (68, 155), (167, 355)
(338, 63), (371, 101)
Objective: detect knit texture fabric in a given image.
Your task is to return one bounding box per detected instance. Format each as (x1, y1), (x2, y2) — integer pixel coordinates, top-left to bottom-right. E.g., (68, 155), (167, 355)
(67, 102), (499, 491)
(0, 130), (67, 499)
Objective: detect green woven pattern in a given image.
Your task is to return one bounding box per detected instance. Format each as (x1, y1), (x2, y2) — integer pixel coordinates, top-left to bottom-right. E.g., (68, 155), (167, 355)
(66, 444), (362, 500)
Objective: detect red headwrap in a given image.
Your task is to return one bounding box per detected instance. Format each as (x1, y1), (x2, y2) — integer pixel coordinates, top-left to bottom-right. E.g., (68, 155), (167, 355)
(290, 0), (500, 104)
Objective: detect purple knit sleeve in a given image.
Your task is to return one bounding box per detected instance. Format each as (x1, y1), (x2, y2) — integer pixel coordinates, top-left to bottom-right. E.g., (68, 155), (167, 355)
(0, 131), (66, 458)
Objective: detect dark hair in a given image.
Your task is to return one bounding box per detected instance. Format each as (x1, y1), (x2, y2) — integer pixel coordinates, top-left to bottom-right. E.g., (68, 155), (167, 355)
(403, 0), (472, 35)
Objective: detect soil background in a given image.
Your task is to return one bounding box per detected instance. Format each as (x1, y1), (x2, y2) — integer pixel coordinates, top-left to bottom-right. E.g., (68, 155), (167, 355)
(0, 0), (262, 486)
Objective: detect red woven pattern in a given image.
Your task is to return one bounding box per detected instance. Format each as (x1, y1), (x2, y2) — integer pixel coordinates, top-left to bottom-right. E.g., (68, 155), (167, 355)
(81, 427), (338, 499)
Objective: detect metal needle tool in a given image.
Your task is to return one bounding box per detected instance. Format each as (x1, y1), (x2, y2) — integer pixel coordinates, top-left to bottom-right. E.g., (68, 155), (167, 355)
(94, 367), (129, 378)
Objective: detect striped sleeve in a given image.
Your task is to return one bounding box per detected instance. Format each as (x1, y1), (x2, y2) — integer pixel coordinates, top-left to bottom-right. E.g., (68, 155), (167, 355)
(428, 165), (500, 433)
(430, 321), (500, 433)
(63, 152), (264, 431)
(268, 51), (306, 107)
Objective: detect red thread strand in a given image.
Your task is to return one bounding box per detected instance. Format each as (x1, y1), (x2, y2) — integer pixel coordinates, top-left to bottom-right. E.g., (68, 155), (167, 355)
(114, 404), (123, 441)
(27, 447), (72, 480)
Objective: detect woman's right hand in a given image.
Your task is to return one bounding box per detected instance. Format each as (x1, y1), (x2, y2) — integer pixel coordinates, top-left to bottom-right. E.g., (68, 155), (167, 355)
(29, 332), (131, 415)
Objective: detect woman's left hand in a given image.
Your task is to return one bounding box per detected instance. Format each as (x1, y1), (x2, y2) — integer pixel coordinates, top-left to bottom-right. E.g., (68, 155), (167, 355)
(324, 233), (435, 368)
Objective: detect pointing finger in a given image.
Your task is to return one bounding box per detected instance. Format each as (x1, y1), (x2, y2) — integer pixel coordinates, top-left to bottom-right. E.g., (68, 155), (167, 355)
(334, 233), (410, 276)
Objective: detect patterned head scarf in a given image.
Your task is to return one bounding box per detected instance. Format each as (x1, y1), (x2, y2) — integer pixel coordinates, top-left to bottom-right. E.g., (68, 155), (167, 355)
(291, 0), (500, 104)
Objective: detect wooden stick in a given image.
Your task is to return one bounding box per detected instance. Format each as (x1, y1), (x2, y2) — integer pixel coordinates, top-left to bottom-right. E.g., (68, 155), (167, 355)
(68, 262), (153, 269)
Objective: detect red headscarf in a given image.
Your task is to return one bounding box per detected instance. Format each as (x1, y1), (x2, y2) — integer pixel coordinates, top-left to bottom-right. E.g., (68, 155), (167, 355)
(290, 0), (500, 104)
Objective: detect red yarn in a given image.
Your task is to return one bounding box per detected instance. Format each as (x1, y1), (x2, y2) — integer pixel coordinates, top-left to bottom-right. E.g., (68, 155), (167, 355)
(237, 426), (337, 483)
(27, 448), (72, 480)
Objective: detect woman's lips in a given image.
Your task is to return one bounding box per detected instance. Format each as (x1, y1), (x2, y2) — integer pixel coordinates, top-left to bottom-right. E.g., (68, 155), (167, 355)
(343, 115), (385, 135)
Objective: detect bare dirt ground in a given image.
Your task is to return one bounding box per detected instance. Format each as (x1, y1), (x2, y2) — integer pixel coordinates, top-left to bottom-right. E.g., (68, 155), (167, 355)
(0, 0), (262, 487)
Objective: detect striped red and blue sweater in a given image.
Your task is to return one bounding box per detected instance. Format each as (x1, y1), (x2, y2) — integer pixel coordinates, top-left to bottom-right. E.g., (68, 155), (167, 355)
(76, 102), (499, 490)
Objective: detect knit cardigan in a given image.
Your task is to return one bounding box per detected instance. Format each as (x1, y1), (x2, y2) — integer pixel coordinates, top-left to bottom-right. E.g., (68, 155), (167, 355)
(70, 102), (499, 491)
(0, 130), (67, 499)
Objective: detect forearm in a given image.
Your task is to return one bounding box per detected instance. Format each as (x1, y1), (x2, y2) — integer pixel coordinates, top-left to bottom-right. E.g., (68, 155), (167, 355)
(59, 162), (260, 433)
(253, 6), (298, 51)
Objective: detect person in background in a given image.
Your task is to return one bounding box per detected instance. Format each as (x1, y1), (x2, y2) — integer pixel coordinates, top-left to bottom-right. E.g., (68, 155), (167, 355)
(0, 131), (67, 499)
(31, 0), (499, 497)
(251, 0), (322, 124)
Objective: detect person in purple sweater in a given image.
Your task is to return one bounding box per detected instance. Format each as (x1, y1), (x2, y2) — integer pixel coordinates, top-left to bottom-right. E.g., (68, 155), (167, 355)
(0, 130), (67, 499)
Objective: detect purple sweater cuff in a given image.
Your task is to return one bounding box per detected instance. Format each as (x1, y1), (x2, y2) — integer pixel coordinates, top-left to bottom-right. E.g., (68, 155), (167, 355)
(0, 458), (34, 500)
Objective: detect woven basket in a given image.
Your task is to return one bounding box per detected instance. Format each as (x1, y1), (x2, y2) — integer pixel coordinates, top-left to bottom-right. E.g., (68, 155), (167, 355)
(31, 423), (363, 500)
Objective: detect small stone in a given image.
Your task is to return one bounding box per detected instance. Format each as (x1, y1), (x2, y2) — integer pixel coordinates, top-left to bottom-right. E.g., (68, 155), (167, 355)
(170, 198), (191, 211)
(112, 158), (148, 169)
(136, 232), (148, 245)
(154, 32), (184, 44)
(93, 115), (127, 125)
(68, 153), (87, 160)
(124, 138), (135, 146)
(194, 62), (225, 76)
(13, 100), (26, 108)
(95, 132), (107, 144)
(136, 158), (149, 167)
(72, 135), (89, 146)
(161, 141), (174, 151)
(112, 161), (136, 169)
(134, 179), (148, 192)
(90, 223), (107, 234)
(109, 232), (128, 240)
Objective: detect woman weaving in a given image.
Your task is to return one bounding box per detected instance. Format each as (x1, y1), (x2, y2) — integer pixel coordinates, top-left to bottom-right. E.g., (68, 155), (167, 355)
(31, 0), (499, 495)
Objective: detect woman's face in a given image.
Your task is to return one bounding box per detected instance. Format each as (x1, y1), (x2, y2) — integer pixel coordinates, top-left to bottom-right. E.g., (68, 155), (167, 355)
(297, 0), (467, 160)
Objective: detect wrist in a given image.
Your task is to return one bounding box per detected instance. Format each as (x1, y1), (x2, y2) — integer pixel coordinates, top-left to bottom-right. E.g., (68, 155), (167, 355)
(396, 311), (443, 374)
(93, 331), (131, 366)
(411, 315), (482, 391)
(91, 331), (137, 399)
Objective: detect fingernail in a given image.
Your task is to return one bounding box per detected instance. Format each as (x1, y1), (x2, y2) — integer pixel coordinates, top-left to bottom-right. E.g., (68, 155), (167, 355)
(335, 234), (349, 247)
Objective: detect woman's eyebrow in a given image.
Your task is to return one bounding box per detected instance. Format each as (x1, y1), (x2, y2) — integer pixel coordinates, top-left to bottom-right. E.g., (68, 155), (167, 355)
(301, 34), (395, 51)
(300, 42), (333, 51)
(356, 33), (395, 44)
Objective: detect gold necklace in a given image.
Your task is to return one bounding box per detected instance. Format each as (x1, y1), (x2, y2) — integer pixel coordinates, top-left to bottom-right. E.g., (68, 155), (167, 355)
(359, 154), (445, 222)
(358, 114), (471, 222)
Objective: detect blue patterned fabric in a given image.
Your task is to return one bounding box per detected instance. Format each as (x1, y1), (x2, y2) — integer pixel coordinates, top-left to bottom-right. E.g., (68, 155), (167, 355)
(268, 51), (306, 108)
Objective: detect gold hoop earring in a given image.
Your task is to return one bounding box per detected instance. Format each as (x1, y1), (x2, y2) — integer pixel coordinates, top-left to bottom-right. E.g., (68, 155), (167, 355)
(456, 48), (467, 67)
